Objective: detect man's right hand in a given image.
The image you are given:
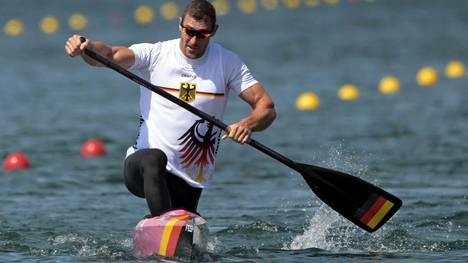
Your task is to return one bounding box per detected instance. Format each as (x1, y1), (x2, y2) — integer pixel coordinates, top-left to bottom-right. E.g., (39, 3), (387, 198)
(65, 34), (92, 57)
(64, 35), (135, 69)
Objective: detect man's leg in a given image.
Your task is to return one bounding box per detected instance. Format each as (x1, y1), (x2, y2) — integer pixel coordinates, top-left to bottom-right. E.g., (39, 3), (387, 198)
(124, 149), (171, 216)
(166, 173), (203, 214)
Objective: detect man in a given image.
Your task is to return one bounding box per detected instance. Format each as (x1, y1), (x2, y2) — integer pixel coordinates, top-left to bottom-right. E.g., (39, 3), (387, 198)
(65, 0), (276, 217)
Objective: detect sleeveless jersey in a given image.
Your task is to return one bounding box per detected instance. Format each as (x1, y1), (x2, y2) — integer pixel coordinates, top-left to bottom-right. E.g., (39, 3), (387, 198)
(126, 39), (258, 188)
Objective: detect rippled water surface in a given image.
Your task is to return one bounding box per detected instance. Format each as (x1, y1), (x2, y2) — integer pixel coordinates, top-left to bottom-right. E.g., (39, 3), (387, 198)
(1, 0), (468, 262)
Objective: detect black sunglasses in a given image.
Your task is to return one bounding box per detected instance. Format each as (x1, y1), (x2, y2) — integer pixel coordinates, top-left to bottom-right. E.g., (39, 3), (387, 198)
(180, 24), (213, 39)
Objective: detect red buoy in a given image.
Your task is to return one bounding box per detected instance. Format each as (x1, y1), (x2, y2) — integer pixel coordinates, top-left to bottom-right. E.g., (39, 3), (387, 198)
(3, 152), (31, 171)
(80, 138), (106, 157)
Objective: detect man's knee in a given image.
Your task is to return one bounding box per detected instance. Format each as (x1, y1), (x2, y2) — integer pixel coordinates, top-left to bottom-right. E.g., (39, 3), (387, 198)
(138, 149), (168, 170)
(124, 148), (168, 186)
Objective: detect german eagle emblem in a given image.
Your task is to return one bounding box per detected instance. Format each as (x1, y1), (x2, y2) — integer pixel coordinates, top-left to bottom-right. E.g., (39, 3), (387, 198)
(178, 119), (219, 182)
(179, 82), (196, 102)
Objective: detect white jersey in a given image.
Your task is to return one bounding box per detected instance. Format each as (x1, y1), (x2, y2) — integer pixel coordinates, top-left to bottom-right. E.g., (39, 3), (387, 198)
(126, 39), (258, 188)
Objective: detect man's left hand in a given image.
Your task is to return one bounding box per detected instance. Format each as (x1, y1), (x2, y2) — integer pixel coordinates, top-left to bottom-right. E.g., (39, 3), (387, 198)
(222, 123), (252, 144)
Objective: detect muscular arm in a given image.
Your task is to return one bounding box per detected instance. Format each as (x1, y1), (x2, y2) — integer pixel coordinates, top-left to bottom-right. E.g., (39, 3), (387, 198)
(224, 83), (276, 143)
(65, 34), (135, 69)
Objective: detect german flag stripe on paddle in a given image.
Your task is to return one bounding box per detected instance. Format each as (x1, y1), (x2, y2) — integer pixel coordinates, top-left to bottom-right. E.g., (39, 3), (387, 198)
(355, 193), (395, 230)
(158, 214), (191, 256)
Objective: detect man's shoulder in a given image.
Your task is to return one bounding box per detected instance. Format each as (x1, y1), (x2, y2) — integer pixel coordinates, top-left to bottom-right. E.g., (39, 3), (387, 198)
(129, 39), (179, 59)
(131, 38), (178, 48)
(210, 42), (241, 62)
(161, 38), (179, 46)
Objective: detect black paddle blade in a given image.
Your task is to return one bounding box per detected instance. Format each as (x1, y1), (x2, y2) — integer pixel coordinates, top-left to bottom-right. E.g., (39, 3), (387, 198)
(296, 163), (402, 232)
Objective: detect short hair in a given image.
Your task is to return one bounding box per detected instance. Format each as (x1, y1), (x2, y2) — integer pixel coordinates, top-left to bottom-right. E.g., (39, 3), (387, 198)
(182, 0), (217, 29)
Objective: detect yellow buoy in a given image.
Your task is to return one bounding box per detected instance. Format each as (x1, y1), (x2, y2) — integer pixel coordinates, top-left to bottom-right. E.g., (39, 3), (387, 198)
(416, 66), (438, 87)
(261, 0), (278, 10)
(338, 84), (359, 101)
(68, 14), (88, 31)
(296, 92), (320, 111)
(4, 19), (24, 36)
(445, 61), (465, 79)
(239, 0), (257, 14)
(212, 0), (230, 16)
(283, 0), (301, 9)
(324, 0), (339, 5)
(160, 2), (179, 21)
(305, 0), (321, 8)
(135, 5), (155, 24)
(379, 76), (400, 95)
(40, 16), (60, 34)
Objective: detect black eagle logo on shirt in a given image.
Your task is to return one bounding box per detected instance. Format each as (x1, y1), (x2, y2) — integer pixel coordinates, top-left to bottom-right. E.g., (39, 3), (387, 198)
(178, 119), (219, 182)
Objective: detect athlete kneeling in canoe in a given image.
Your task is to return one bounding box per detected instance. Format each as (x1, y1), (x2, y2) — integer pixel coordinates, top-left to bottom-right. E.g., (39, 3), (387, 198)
(65, 0), (276, 217)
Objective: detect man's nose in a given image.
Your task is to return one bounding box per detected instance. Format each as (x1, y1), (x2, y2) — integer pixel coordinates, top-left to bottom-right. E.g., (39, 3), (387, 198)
(188, 35), (199, 45)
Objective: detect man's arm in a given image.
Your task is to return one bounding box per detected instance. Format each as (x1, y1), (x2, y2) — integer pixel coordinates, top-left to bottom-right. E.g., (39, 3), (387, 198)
(223, 83), (276, 144)
(65, 34), (135, 69)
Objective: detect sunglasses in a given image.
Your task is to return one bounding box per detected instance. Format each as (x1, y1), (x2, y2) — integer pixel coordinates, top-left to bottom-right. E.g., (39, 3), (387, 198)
(180, 24), (213, 39)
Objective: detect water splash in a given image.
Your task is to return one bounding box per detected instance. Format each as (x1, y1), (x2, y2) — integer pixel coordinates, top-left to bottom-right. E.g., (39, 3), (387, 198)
(287, 204), (358, 251)
(286, 144), (376, 252)
(286, 201), (468, 254)
(207, 236), (220, 252)
(31, 233), (133, 260)
(320, 143), (368, 179)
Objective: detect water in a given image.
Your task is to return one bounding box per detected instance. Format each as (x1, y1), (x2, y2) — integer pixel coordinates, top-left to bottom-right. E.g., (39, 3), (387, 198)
(1, 0), (468, 262)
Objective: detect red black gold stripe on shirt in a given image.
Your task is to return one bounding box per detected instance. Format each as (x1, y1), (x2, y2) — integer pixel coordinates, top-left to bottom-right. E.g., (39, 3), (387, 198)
(161, 87), (225, 99)
(355, 193), (395, 230)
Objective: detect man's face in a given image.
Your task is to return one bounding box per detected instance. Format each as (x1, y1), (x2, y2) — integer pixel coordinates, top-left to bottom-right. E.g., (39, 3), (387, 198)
(179, 15), (217, 59)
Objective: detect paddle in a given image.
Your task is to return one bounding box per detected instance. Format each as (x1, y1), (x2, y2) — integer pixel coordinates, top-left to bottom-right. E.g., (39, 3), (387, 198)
(77, 37), (402, 232)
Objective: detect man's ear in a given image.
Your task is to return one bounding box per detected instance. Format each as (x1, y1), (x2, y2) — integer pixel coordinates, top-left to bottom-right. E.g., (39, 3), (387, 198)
(211, 24), (219, 37)
(178, 17), (183, 32)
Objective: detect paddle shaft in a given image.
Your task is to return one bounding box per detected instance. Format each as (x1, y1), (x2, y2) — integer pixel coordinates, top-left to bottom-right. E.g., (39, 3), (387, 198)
(82, 47), (301, 172)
